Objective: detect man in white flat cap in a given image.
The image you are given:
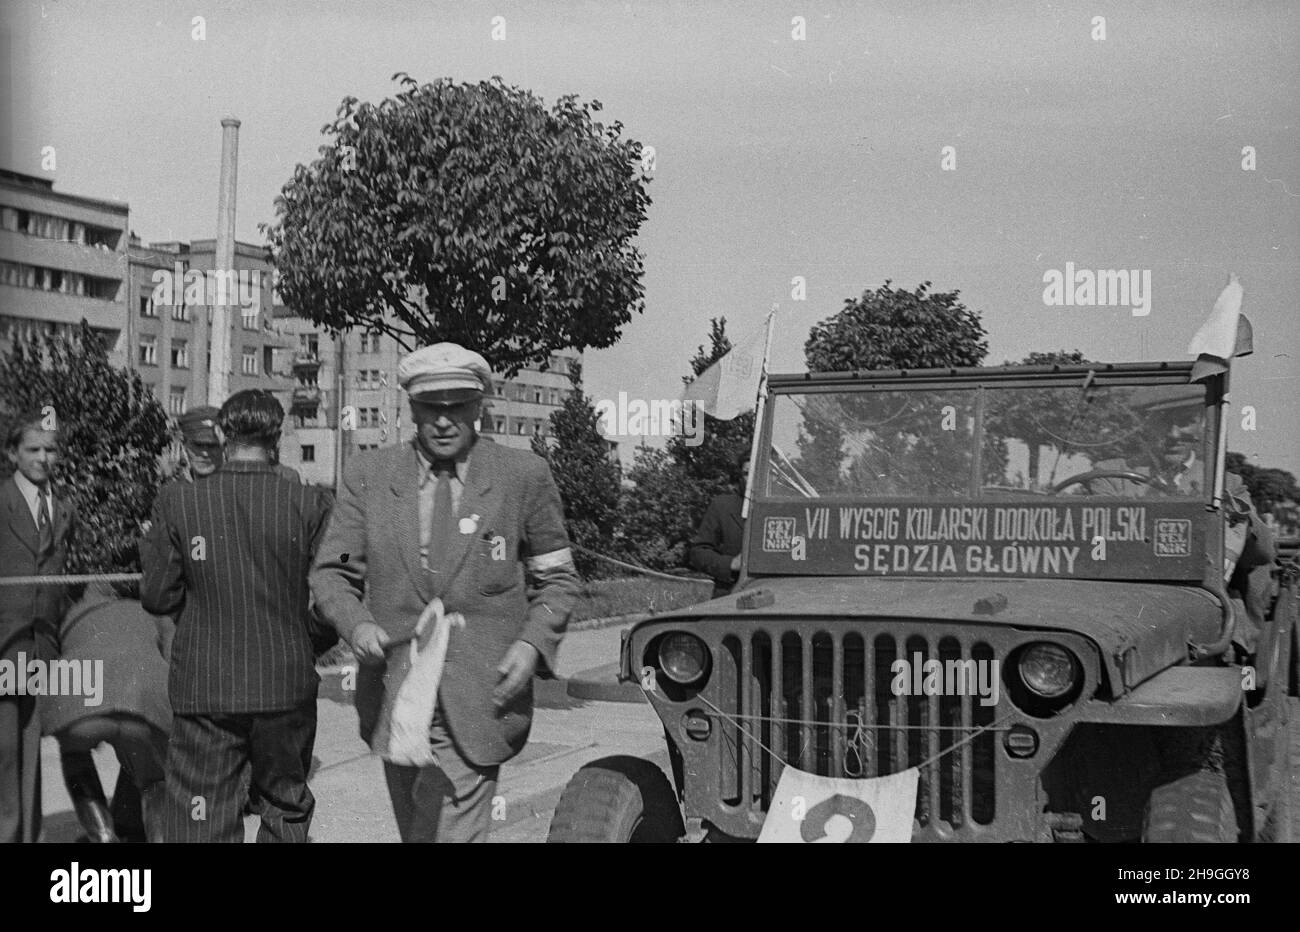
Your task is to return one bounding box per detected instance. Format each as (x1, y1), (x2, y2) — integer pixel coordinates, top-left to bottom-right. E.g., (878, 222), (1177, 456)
(310, 342), (580, 842)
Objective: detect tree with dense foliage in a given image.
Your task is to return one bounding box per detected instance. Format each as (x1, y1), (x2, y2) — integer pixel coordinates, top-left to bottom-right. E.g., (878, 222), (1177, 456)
(615, 445), (701, 571)
(795, 282), (989, 491)
(612, 318), (755, 571)
(0, 322), (171, 573)
(265, 74), (652, 376)
(530, 362), (621, 576)
(1225, 451), (1300, 529)
(668, 317), (755, 497)
(803, 280), (988, 374)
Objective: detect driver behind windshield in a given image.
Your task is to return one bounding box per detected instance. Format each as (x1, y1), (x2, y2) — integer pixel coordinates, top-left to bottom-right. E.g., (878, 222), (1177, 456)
(1087, 408), (1203, 497)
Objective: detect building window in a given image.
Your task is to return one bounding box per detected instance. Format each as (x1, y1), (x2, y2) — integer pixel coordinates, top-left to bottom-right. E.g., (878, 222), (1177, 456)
(172, 303), (189, 321)
(263, 346), (274, 376)
(168, 387), (186, 415)
(170, 339), (188, 369)
(301, 444), (315, 463)
(533, 389), (544, 404)
(139, 295), (157, 318)
(242, 305), (259, 330)
(139, 336), (157, 366)
(241, 346), (258, 375)
(299, 333), (319, 355)
(494, 417), (506, 434)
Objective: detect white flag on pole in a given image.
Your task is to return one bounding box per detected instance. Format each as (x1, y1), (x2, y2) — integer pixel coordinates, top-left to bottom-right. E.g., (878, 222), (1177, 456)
(1187, 273), (1252, 381)
(682, 315), (772, 421)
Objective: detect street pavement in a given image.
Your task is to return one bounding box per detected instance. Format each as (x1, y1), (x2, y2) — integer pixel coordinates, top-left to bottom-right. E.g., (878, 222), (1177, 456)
(39, 621), (667, 843)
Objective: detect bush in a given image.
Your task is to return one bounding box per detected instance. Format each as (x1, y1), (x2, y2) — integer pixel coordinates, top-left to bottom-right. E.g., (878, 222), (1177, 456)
(0, 322), (171, 574)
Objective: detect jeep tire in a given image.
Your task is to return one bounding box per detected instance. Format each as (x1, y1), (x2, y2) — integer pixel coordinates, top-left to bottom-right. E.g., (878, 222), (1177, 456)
(1142, 769), (1239, 843)
(547, 756), (685, 843)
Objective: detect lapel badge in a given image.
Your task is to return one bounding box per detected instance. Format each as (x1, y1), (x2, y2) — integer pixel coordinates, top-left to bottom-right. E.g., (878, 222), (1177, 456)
(459, 513), (481, 535)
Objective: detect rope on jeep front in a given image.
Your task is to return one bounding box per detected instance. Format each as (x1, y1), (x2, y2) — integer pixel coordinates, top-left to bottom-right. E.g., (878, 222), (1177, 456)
(695, 693), (1018, 776)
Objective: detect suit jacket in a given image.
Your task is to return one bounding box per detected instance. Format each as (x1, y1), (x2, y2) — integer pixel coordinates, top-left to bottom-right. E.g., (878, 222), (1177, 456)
(310, 438), (581, 768)
(689, 491), (745, 595)
(140, 460), (332, 715)
(0, 476), (77, 663)
(41, 587), (173, 736)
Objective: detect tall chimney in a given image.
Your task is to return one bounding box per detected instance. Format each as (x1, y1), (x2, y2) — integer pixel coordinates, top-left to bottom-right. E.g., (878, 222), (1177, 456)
(207, 116), (240, 406)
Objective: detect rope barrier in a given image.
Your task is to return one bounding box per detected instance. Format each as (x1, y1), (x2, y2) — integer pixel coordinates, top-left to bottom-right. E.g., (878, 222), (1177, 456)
(571, 544), (707, 585)
(0, 572), (142, 586)
(0, 547), (702, 590)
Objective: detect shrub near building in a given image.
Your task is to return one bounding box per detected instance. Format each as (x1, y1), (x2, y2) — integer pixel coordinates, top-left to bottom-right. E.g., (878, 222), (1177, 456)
(0, 322), (170, 574)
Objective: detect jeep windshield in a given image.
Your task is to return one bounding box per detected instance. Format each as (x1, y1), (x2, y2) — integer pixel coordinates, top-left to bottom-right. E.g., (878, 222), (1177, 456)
(764, 380), (1208, 500)
(749, 368), (1213, 581)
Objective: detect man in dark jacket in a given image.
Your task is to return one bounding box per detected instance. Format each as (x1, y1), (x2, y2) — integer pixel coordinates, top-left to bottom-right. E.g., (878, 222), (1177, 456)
(44, 576), (172, 843)
(689, 453), (750, 599)
(1, 413), (78, 843)
(142, 389), (331, 842)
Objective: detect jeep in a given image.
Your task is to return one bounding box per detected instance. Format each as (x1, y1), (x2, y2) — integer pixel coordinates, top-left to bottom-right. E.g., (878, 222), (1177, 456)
(547, 358), (1299, 842)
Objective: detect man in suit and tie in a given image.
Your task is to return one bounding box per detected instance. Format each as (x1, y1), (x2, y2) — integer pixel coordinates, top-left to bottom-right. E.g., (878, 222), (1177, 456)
(142, 389), (331, 842)
(1, 413), (78, 843)
(311, 343), (581, 842)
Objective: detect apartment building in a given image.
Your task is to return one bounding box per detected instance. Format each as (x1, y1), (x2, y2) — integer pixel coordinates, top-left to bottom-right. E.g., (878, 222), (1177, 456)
(132, 237), (293, 414)
(272, 312), (582, 486)
(0, 169), (130, 364)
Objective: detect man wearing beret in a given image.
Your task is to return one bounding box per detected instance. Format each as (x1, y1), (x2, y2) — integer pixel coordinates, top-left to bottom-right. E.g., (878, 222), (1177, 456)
(174, 405), (223, 482)
(311, 342), (581, 842)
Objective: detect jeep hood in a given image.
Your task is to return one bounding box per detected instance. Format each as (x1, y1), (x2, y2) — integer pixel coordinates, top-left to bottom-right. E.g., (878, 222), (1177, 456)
(662, 576), (1225, 695)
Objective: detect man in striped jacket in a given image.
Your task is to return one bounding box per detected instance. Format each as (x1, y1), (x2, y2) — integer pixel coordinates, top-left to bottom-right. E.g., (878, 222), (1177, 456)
(142, 389), (331, 842)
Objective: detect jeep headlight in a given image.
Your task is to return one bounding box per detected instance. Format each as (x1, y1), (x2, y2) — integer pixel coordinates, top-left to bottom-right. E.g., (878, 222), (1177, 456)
(1018, 642), (1079, 698)
(658, 632), (709, 685)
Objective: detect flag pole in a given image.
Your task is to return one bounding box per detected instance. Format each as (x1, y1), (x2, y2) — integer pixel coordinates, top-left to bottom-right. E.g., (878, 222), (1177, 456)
(741, 305), (777, 519)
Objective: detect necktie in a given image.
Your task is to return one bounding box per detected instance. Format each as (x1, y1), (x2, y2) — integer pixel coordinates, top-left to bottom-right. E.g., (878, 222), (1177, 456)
(37, 487), (53, 555)
(424, 461), (456, 585)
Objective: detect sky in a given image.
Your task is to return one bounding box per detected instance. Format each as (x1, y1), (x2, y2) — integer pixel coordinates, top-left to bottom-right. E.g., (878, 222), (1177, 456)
(4, 0), (1298, 471)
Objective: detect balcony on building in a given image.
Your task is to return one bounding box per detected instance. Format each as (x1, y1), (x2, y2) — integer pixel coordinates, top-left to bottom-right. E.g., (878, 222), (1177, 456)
(291, 385), (323, 418)
(291, 350), (322, 380)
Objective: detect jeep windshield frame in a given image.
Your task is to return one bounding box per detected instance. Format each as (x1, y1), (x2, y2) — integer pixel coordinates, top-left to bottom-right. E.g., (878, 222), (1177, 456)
(745, 361), (1227, 585)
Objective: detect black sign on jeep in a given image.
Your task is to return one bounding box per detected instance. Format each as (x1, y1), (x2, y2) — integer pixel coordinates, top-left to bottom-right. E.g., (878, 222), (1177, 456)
(547, 360), (1300, 843)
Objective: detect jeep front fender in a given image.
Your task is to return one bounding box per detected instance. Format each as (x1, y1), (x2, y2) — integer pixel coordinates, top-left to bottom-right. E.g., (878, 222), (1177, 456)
(1075, 665), (1242, 727)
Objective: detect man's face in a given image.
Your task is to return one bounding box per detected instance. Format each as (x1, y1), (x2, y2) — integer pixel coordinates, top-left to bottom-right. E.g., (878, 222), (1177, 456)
(1160, 423), (1199, 472)
(7, 428), (58, 486)
(737, 458), (751, 490)
(411, 394), (483, 461)
(185, 438), (223, 478)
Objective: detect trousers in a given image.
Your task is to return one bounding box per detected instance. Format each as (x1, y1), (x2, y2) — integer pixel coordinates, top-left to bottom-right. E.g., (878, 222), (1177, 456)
(163, 698), (317, 843)
(58, 714), (169, 842)
(382, 714), (499, 843)
(0, 692), (41, 843)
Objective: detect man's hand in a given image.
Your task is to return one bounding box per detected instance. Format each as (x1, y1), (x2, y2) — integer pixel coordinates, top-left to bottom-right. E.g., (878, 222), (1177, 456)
(729, 554), (741, 573)
(494, 640), (540, 708)
(350, 621), (390, 664)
